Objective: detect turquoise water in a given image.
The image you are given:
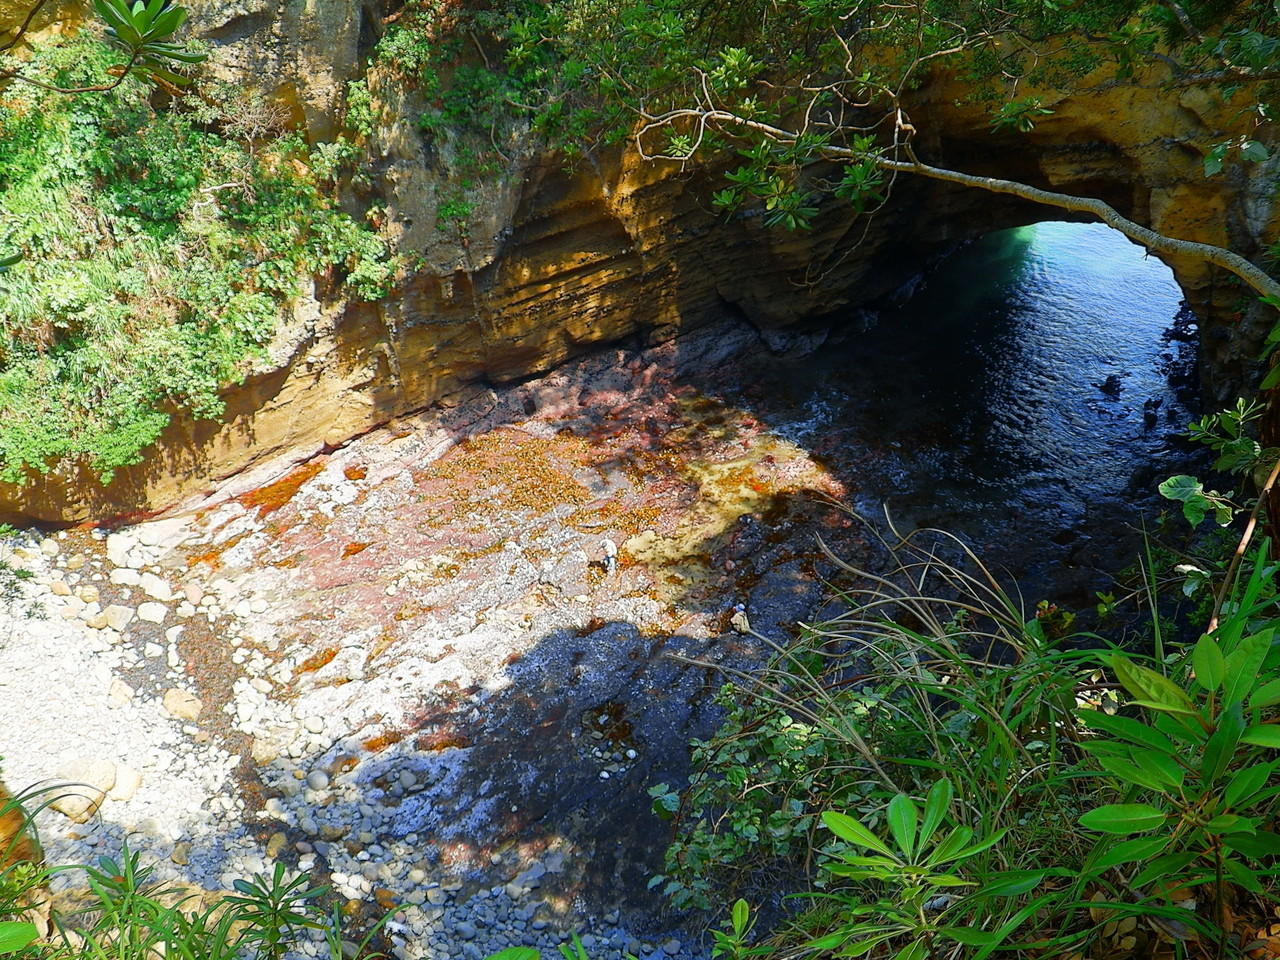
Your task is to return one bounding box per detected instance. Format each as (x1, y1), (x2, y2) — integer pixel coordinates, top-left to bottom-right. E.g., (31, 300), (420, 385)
(723, 221), (1201, 581)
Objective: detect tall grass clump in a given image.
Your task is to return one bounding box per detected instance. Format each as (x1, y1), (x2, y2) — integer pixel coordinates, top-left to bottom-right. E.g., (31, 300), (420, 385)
(648, 512), (1280, 960)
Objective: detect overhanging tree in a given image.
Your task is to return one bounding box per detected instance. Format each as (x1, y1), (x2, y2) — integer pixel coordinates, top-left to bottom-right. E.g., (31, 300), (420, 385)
(390, 0), (1280, 299)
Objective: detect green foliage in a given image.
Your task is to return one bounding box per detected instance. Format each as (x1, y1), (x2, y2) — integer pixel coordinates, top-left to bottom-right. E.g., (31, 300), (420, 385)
(1158, 474), (1235, 527)
(812, 780), (1051, 960)
(92, 0), (207, 88)
(988, 97), (1054, 133)
(0, 806), (386, 960)
(637, 521), (1280, 959)
(1073, 547), (1280, 956)
(1158, 397), (1280, 530)
(647, 523), (1099, 924)
(0, 38), (395, 483)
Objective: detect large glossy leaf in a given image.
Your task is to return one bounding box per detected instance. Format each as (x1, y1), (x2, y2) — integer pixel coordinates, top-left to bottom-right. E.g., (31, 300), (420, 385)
(1096, 755), (1172, 793)
(1225, 761), (1276, 809)
(824, 811), (895, 858)
(971, 871), (1046, 898)
(1251, 676), (1280, 709)
(941, 927), (999, 946)
(1132, 748), (1186, 791)
(1132, 851), (1198, 888)
(886, 794), (919, 860)
(1224, 631), (1272, 705)
(1224, 829), (1280, 860)
(1080, 803), (1167, 835)
(1078, 711), (1176, 753)
(919, 778), (952, 851)
(1205, 814), (1256, 835)
(1110, 657), (1195, 721)
(1192, 634), (1225, 691)
(1202, 702), (1245, 784)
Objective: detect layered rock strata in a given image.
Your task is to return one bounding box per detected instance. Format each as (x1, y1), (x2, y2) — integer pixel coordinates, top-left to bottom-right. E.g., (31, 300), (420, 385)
(0, 3), (1275, 523)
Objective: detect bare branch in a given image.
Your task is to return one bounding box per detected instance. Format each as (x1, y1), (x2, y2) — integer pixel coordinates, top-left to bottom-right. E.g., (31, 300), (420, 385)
(634, 109), (1280, 301)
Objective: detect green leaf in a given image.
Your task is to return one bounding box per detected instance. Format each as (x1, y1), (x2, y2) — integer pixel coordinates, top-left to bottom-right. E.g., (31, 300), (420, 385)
(1205, 814), (1255, 835)
(1079, 803), (1167, 834)
(1224, 829), (1280, 860)
(941, 927), (999, 946)
(1204, 143), (1227, 176)
(1158, 474), (1208, 526)
(1241, 724), (1280, 748)
(1251, 677), (1280, 709)
(972, 871), (1046, 898)
(886, 793), (919, 859)
(1110, 656), (1194, 713)
(919, 778), (952, 850)
(1261, 365), (1280, 391)
(1241, 140), (1269, 163)
(1192, 635), (1225, 691)
(731, 898), (749, 934)
(1225, 762), (1276, 809)
(1131, 748), (1186, 791)
(1087, 836), (1173, 871)
(1096, 755), (1172, 792)
(930, 825), (975, 864)
(1226, 856), (1264, 893)
(485, 950), (540, 960)
(824, 811), (895, 858)
(0, 922), (38, 955)
(1201, 702), (1245, 784)
(1078, 711), (1177, 753)
(1223, 631), (1272, 705)
(1132, 851), (1198, 888)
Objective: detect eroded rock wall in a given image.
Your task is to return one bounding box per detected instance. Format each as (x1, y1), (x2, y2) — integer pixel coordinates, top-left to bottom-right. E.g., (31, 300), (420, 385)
(1, 3), (1275, 523)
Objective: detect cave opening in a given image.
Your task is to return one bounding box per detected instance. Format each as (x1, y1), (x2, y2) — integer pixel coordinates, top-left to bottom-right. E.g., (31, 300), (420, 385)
(720, 220), (1206, 601)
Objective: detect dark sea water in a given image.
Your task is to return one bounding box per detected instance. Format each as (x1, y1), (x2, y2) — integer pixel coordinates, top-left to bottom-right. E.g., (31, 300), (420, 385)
(722, 221), (1203, 598)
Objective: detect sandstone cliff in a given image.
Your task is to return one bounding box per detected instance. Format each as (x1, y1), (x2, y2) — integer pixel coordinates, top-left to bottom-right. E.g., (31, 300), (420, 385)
(0, 0), (1274, 523)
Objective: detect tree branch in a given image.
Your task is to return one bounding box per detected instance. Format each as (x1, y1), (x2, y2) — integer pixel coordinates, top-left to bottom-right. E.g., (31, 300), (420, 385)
(637, 109), (1280, 302)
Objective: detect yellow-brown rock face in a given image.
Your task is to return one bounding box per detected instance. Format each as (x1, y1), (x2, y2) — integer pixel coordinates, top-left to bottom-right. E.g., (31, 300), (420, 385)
(0, 20), (1274, 524)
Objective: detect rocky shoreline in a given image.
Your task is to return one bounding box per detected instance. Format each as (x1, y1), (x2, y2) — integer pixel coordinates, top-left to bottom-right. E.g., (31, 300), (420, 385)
(0, 318), (874, 960)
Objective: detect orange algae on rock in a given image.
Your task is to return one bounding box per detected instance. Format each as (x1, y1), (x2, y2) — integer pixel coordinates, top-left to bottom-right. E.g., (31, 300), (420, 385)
(240, 461), (325, 515)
